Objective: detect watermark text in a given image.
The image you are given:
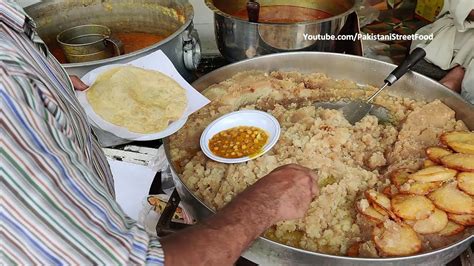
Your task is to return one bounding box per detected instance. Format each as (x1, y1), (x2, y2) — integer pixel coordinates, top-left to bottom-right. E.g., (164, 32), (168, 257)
(303, 33), (433, 42)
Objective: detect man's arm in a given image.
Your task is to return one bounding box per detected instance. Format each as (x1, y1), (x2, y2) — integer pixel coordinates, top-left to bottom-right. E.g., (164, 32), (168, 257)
(467, 9), (474, 21)
(66, 77), (318, 266)
(68, 67), (320, 263)
(161, 164), (318, 266)
(3, 64), (317, 264)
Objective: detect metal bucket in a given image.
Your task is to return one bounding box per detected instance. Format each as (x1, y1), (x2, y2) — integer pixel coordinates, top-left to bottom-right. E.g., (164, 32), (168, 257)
(206, 0), (357, 62)
(25, 0), (200, 81)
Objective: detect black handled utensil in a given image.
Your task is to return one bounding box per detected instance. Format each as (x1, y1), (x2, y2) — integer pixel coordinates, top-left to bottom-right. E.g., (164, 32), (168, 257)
(340, 48), (427, 124)
(247, 0), (260, 22)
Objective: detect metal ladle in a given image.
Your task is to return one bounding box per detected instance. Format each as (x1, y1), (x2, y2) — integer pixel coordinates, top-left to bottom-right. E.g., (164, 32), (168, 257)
(316, 48), (427, 124)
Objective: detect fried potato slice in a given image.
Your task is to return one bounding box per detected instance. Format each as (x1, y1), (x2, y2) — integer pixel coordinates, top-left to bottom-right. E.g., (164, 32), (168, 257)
(357, 199), (388, 224)
(426, 147), (452, 164)
(391, 194), (435, 220)
(390, 168), (413, 188)
(428, 182), (474, 214)
(438, 221), (465, 236)
(409, 166), (457, 183)
(412, 208), (448, 234)
(423, 159), (438, 168)
(382, 185), (398, 197)
(373, 221), (421, 256)
(440, 153), (474, 172)
(372, 200), (401, 222)
(457, 172), (474, 196)
(399, 180), (442, 195)
(447, 213), (474, 226)
(359, 241), (379, 258)
(372, 202), (388, 216)
(346, 242), (361, 257)
(366, 189), (392, 211)
(441, 131), (474, 155)
(448, 141), (474, 155)
(366, 189), (402, 221)
(441, 131), (474, 145)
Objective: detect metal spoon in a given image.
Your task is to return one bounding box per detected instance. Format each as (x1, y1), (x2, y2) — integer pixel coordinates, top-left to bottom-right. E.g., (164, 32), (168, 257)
(316, 48), (426, 124)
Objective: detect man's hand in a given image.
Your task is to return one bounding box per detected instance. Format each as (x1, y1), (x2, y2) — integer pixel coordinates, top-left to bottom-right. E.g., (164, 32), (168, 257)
(440, 66), (465, 93)
(468, 9), (474, 21)
(161, 164), (318, 266)
(240, 164), (318, 224)
(69, 75), (88, 91)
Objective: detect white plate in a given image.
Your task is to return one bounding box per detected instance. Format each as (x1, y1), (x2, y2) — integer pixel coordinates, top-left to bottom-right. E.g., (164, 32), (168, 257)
(76, 50), (209, 141)
(200, 110), (281, 164)
(78, 64), (187, 140)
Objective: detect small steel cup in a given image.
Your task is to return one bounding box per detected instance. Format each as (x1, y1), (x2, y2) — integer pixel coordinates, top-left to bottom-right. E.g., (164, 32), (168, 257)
(56, 24), (124, 63)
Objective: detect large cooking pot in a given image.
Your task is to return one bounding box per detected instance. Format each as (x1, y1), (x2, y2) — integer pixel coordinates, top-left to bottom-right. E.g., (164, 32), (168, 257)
(25, 0), (200, 81)
(164, 52), (473, 265)
(206, 0), (357, 62)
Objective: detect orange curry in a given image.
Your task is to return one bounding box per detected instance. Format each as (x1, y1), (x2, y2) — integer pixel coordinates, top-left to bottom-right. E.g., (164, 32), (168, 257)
(232, 5), (333, 23)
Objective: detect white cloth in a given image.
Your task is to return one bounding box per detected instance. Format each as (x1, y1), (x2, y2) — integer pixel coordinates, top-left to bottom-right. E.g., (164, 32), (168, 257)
(411, 0), (474, 104)
(411, 0), (473, 69)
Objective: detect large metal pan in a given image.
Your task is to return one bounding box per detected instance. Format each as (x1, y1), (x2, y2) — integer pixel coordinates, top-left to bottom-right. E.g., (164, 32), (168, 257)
(25, 0), (201, 81)
(206, 0), (356, 62)
(164, 52), (473, 265)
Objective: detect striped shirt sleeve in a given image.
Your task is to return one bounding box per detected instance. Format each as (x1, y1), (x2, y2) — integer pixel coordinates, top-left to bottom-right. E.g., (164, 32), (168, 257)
(1, 2), (165, 265)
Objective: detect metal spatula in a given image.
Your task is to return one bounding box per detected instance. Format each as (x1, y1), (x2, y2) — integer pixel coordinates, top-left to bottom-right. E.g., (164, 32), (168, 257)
(317, 48), (426, 125)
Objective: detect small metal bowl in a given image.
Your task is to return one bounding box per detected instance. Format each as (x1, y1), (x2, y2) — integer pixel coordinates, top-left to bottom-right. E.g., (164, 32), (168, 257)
(200, 110), (280, 163)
